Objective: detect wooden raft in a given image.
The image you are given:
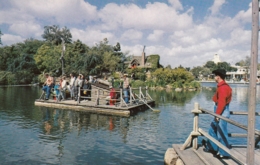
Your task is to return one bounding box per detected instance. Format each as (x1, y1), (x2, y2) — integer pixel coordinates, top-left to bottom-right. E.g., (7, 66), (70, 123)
(173, 144), (260, 165)
(34, 99), (155, 117)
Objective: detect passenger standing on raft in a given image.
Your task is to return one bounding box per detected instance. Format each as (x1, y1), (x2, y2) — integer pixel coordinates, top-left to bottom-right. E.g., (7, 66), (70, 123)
(202, 69), (232, 159)
(42, 73), (54, 100)
(123, 74), (130, 103)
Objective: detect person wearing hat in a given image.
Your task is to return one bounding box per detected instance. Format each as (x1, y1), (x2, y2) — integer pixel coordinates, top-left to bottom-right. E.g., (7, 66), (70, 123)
(202, 69), (232, 159)
(123, 74), (130, 103)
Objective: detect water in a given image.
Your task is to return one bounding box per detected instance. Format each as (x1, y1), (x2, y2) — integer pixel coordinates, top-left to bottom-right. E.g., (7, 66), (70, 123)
(0, 84), (259, 165)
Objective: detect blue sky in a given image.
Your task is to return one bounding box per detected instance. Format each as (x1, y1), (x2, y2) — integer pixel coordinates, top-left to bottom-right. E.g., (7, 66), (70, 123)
(0, 0), (254, 68)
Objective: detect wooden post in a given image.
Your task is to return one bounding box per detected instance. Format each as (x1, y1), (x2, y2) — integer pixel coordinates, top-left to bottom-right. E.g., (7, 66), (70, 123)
(120, 88), (123, 107)
(191, 102), (201, 149)
(145, 86), (148, 100)
(77, 86), (80, 104)
(247, 0), (258, 164)
(129, 87), (132, 104)
(96, 89), (99, 106)
(139, 87), (142, 99)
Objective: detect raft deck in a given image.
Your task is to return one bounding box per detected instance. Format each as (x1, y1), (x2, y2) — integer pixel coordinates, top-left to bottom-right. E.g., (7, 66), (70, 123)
(34, 99), (155, 117)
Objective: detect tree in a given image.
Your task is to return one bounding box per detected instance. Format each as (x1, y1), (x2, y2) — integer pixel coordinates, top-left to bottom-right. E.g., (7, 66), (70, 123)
(0, 30), (2, 45)
(42, 25), (72, 45)
(235, 56), (250, 67)
(204, 61), (217, 70)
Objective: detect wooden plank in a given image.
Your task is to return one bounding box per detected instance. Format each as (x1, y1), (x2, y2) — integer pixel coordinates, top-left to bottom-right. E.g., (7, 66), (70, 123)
(233, 148), (260, 165)
(173, 144), (206, 165)
(230, 111), (260, 116)
(199, 128), (246, 164)
(195, 146), (240, 165)
(174, 144), (241, 165)
(248, 0), (259, 164)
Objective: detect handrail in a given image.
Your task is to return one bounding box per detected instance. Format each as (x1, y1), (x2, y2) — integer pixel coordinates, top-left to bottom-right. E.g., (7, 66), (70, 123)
(200, 108), (260, 135)
(181, 102), (260, 165)
(74, 86), (153, 108)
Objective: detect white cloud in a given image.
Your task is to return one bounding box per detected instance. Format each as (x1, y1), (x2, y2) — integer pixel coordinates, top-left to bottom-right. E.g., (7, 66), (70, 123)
(1, 34), (24, 45)
(147, 30), (164, 42)
(168, 0), (183, 10)
(9, 22), (42, 38)
(98, 2), (193, 31)
(1, 0), (97, 24)
(71, 28), (115, 46)
(209, 0), (226, 15)
(121, 29), (143, 42)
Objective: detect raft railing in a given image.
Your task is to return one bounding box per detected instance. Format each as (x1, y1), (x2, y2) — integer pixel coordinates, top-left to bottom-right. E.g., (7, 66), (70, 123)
(76, 86), (153, 107)
(181, 102), (260, 164)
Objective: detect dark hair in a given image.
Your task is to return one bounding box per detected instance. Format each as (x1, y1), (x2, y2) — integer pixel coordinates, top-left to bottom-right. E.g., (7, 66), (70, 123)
(217, 74), (225, 80)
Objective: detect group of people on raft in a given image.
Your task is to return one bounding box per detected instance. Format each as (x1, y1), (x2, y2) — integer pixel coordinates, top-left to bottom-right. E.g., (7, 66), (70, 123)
(42, 73), (130, 104)
(42, 73), (93, 101)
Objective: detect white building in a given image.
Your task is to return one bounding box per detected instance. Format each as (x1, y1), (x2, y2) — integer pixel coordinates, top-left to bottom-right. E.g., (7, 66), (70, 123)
(226, 65), (249, 81)
(212, 54), (221, 64)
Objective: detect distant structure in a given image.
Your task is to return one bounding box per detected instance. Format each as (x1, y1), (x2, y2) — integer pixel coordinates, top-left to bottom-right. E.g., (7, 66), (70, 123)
(212, 54), (221, 64)
(127, 45), (152, 69)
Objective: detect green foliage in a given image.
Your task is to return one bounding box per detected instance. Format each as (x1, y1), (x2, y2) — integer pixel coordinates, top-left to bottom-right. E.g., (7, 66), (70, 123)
(146, 54), (160, 69)
(172, 81), (183, 88)
(235, 56), (250, 66)
(42, 25), (72, 45)
(151, 67), (194, 87)
(0, 29), (2, 45)
(34, 44), (61, 73)
(204, 61), (216, 70)
(130, 80), (146, 88)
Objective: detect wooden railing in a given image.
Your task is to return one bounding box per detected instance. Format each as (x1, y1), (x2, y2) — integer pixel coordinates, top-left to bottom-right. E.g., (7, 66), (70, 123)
(76, 86), (153, 107)
(181, 102), (260, 164)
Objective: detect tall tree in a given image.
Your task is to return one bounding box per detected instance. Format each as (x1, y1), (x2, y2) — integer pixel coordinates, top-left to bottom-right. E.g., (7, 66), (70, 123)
(204, 61), (217, 70)
(0, 30), (2, 45)
(42, 25), (72, 45)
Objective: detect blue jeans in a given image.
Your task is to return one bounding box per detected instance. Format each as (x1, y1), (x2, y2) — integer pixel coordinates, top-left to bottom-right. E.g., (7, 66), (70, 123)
(123, 89), (129, 103)
(206, 104), (230, 156)
(42, 85), (52, 99)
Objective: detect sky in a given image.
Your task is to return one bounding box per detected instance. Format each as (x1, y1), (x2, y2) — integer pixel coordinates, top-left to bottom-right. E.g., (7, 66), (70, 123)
(0, 0), (256, 68)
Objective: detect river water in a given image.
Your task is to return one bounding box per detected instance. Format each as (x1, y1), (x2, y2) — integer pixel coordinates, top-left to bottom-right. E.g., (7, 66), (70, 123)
(0, 83), (259, 165)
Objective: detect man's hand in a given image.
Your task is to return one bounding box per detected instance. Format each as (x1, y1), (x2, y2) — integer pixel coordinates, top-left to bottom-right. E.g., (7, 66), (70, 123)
(214, 117), (220, 122)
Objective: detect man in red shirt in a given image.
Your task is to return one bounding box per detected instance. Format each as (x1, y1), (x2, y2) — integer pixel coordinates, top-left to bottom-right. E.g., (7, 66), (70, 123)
(202, 69), (232, 159)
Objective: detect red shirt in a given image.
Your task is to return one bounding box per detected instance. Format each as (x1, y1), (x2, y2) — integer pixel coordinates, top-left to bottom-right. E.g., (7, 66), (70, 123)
(110, 88), (116, 99)
(212, 81), (232, 115)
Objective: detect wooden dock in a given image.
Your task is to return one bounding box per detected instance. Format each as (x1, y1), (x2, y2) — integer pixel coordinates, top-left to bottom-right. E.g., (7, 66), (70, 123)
(165, 102), (260, 165)
(34, 99), (155, 117)
(173, 144), (260, 165)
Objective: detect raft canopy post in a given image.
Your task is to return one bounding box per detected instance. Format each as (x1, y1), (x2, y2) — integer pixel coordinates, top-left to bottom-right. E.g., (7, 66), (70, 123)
(120, 88), (123, 107)
(96, 89), (99, 106)
(139, 87), (142, 100)
(77, 86), (80, 104)
(129, 87), (132, 104)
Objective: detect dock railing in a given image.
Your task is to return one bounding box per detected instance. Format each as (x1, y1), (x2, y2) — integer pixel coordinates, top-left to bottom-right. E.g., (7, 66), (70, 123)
(181, 102), (260, 164)
(76, 86), (153, 107)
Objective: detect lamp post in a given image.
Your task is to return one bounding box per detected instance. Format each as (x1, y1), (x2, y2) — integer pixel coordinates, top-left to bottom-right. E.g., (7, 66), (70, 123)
(60, 39), (65, 75)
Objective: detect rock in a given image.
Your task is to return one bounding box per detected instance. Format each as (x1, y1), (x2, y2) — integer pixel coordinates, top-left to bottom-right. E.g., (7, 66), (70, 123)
(164, 148), (178, 165)
(175, 88), (182, 92)
(176, 158), (184, 165)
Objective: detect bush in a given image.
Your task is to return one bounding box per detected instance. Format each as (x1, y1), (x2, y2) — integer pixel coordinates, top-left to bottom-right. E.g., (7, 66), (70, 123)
(129, 80), (146, 88)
